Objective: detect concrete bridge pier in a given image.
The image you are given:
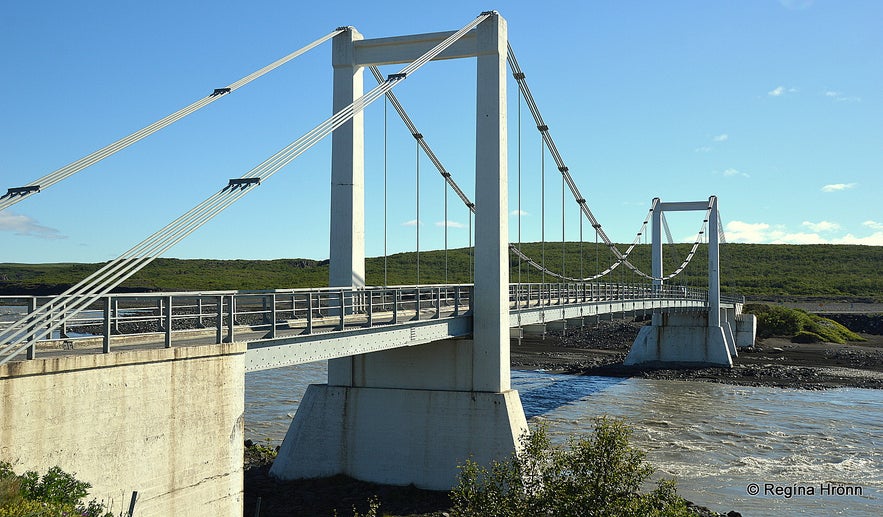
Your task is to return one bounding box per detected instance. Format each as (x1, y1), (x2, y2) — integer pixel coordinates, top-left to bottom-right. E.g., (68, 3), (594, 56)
(625, 311), (734, 367)
(271, 13), (528, 490)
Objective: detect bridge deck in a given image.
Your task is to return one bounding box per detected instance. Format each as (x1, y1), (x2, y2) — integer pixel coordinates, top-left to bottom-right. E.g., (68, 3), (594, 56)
(1, 283), (741, 373)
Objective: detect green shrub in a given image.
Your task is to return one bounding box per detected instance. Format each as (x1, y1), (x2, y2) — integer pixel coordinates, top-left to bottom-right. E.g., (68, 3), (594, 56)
(0, 462), (112, 517)
(450, 418), (692, 517)
(745, 304), (864, 343)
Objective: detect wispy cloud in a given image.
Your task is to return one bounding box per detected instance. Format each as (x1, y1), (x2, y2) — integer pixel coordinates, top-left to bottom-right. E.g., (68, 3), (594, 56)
(825, 90), (861, 102)
(712, 134), (729, 142)
(402, 219), (421, 227)
(802, 220), (840, 232)
(715, 168), (750, 178)
(435, 220), (465, 229)
(510, 209), (530, 217)
(863, 220), (883, 231)
(0, 212), (65, 240)
(821, 183), (857, 192)
(694, 146), (712, 153)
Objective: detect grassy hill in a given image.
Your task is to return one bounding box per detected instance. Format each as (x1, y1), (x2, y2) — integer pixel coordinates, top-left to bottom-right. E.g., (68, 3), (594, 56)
(1, 243), (880, 302)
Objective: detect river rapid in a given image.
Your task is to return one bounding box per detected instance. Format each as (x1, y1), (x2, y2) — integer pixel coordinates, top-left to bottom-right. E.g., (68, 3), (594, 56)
(246, 364), (881, 516)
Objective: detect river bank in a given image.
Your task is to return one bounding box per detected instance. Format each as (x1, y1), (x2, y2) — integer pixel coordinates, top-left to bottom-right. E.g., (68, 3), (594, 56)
(512, 319), (883, 390)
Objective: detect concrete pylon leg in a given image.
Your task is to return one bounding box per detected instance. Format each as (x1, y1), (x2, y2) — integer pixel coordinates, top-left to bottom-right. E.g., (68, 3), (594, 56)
(624, 312), (733, 367)
(272, 14), (527, 490)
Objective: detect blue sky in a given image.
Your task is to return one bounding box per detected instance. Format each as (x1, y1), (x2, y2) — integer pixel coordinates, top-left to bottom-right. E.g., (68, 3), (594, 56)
(1, 0), (881, 264)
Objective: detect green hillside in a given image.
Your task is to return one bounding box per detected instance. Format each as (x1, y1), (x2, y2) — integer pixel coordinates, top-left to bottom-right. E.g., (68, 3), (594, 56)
(1, 243), (880, 302)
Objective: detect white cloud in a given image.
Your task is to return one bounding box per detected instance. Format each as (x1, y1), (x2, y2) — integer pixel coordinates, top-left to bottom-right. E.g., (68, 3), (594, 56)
(694, 146), (712, 153)
(725, 221), (770, 242)
(0, 211), (65, 240)
(402, 219), (420, 227)
(435, 220), (465, 229)
(802, 220), (840, 232)
(820, 183), (857, 192)
(510, 209), (530, 216)
(768, 86), (797, 97)
(713, 134), (729, 142)
(725, 219), (883, 245)
(832, 232), (883, 245)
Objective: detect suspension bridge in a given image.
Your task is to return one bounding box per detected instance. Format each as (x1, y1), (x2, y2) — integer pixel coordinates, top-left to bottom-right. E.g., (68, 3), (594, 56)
(0, 12), (755, 516)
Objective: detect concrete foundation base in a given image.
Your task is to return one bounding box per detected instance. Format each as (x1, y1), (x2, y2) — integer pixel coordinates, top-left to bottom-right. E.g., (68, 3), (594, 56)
(624, 312), (733, 367)
(735, 313), (758, 348)
(270, 384), (528, 490)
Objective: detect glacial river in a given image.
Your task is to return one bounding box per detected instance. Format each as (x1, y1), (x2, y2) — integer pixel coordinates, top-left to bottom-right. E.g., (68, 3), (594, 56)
(246, 364), (881, 516)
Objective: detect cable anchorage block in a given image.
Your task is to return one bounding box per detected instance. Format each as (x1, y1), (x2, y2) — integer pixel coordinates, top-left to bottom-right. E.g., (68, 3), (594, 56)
(412, 132), (423, 140)
(211, 88), (232, 97)
(480, 10), (498, 16)
(513, 72), (526, 80)
(441, 172), (451, 178)
(228, 178), (260, 189)
(387, 72), (407, 81)
(335, 26), (351, 32)
(576, 198), (586, 204)
(558, 166), (569, 173)
(6, 185), (40, 197)
(537, 124), (549, 132)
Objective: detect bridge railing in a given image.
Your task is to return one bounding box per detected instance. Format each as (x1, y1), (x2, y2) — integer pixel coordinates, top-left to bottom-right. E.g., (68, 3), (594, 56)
(1, 282), (743, 363)
(0, 285), (475, 362)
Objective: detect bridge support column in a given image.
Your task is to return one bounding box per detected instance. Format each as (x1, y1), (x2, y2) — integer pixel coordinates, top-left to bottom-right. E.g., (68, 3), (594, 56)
(273, 14), (527, 490)
(271, 339), (527, 490)
(734, 310), (757, 348)
(625, 312), (733, 367)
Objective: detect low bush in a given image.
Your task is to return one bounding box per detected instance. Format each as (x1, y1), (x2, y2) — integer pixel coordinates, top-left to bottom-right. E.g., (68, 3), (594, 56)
(450, 417), (692, 517)
(0, 462), (112, 517)
(745, 304), (864, 344)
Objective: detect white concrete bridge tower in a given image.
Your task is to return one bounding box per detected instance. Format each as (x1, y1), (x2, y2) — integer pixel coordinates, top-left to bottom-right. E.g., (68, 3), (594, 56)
(271, 12), (529, 490)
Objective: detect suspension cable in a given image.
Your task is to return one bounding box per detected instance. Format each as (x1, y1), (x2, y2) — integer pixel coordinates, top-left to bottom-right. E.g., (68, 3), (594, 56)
(383, 95), (389, 287)
(415, 138), (421, 285)
(0, 30), (344, 212)
(541, 136), (546, 284)
(1, 13), (493, 364)
(507, 43), (656, 280)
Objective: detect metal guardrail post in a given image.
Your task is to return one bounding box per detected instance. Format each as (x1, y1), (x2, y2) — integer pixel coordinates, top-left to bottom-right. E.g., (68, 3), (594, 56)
(453, 286), (461, 316)
(414, 288), (421, 321)
(103, 296), (112, 353)
(226, 294), (235, 343)
(393, 289), (400, 322)
(197, 297), (205, 328)
(164, 295), (173, 348)
(269, 294), (277, 338)
(113, 298), (120, 334)
(338, 290), (345, 331)
(156, 298), (164, 332)
(306, 292), (313, 334)
(367, 289), (373, 327)
(215, 295), (223, 344)
(25, 297), (37, 360)
(435, 287), (441, 319)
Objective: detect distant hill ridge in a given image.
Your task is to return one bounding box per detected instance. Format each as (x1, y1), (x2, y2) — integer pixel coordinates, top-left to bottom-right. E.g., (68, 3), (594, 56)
(1, 243), (880, 302)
